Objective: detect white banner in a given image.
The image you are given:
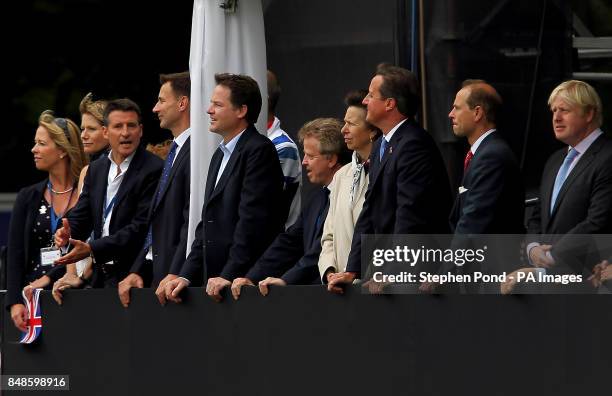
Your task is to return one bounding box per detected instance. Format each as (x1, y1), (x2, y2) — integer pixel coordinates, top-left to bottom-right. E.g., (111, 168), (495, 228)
(187, 0), (268, 255)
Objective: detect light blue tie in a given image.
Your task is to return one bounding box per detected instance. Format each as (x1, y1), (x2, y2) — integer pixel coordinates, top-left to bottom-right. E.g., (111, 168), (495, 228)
(550, 147), (579, 214)
(379, 138), (388, 162)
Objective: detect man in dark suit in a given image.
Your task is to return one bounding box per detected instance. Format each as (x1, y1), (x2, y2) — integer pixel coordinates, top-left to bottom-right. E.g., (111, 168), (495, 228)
(448, 80), (524, 234)
(54, 99), (163, 288)
(229, 118), (349, 299)
(428, 80), (525, 294)
(164, 73), (285, 303)
(502, 80), (612, 293)
(328, 64), (452, 292)
(118, 72), (192, 307)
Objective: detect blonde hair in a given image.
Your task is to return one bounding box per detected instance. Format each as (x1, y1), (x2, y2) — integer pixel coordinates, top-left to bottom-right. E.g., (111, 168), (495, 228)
(548, 80), (603, 127)
(79, 92), (108, 125)
(38, 110), (88, 181)
(298, 118), (345, 156)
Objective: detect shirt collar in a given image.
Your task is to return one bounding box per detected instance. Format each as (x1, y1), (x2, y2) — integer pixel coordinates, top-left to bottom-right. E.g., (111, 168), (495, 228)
(107, 149), (136, 171)
(267, 117), (282, 139)
(384, 118), (408, 142)
(470, 129), (496, 154)
(174, 127), (191, 148)
(219, 129), (246, 155)
(572, 128), (602, 155)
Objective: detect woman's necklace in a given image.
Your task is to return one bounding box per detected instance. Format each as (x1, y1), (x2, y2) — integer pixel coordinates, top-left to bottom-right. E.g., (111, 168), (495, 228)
(49, 185), (74, 194)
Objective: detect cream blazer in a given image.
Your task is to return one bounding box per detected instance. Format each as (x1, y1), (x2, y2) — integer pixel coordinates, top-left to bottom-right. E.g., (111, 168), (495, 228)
(318, 157), (369, 280)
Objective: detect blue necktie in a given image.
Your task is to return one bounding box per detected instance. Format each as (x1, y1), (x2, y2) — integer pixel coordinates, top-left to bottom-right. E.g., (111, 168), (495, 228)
(379, 138), (388, 162)
(550, 147), (579, 214)
(144, 141), (178, 251)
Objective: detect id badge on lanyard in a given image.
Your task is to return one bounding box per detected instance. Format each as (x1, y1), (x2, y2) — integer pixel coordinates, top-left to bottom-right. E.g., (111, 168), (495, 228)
(41, 201), (62, 266)
(40, 246), (61, 266)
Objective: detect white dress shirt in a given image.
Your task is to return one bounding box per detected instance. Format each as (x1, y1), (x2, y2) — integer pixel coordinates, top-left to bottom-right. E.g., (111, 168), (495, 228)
(102, 150), (135, 264)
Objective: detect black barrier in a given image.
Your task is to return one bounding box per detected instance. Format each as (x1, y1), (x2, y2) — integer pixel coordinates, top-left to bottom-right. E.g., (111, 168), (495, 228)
(2, 288), (612, 396)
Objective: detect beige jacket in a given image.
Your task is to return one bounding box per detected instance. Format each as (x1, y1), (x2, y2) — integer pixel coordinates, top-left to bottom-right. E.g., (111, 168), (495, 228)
(318, 154), (369, 280)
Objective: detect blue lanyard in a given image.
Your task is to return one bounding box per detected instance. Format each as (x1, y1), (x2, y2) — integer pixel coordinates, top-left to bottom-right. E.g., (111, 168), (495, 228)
(102, 195), (117, 225)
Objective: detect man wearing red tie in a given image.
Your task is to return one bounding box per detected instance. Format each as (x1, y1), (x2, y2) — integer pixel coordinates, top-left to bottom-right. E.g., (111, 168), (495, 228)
(448, 80), (525, 235)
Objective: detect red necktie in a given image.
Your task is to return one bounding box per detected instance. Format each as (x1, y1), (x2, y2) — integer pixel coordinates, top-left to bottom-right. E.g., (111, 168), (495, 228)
(463, 150), (474, 171)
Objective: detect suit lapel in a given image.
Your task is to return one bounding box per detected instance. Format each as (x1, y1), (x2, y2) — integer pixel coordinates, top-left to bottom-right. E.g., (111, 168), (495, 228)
(540, 151), (562, 230)
(549, 136), (603, 218)
(204, 148), (223, 204)
(306, 189), (329, 248)
(154, 138), (190, 211)
(369, 125), (406, 190)
(25, 180), (48, 257)
(113, 146), (144, 209)
(92, 158), (111, 238)
(207, 128), (253, 204)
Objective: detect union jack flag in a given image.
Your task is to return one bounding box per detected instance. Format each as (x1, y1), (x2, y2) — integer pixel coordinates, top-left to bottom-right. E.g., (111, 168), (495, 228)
(19, 288), (43, 344)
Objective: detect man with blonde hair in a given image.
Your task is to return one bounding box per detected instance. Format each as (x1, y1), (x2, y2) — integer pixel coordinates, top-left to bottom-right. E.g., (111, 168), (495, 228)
(502, 80), (612, 293)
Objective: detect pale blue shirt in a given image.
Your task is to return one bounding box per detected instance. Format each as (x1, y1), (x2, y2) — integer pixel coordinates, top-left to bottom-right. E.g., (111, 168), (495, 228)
(527, 128), (604, 269)
(215, 129), (245, 186)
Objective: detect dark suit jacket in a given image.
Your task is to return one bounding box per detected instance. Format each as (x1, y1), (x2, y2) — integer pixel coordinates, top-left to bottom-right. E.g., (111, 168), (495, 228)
(180, 126), (285, 282)
(346, 119), (452, 276)
(527, 133), (612, 273)
(244, 188), (329, 285)
(6, 180), (47, 308)
(131, 138), (191, 287)
(67, 145), (163, 286)
(450, 132), (525, 234)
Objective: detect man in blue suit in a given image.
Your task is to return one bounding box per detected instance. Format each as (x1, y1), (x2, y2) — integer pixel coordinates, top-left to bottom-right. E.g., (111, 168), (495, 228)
(230, 118), (349, 299)
(164, 73), (285, 303)
(118, 72), (193, 307)
(328, 64), (452, 293)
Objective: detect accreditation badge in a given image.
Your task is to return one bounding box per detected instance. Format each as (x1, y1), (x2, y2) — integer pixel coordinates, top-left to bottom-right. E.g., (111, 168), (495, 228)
(40, 247), (61, 266)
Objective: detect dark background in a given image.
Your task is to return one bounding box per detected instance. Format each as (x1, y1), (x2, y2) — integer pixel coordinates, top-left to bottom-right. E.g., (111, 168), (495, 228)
(1, 0), (611, 244)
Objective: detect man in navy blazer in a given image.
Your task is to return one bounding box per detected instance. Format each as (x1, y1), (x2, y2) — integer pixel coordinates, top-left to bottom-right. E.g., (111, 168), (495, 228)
(229, 118), (349, 299)
(429, 80), (525, 293)
(502, 80), (612, 293)
(54, 99), (163, 287)
(164, 73), (285, 303)
(448, 80), (524, 234)
(118, 72), (192, 307)
(329, 64), (452, 292)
